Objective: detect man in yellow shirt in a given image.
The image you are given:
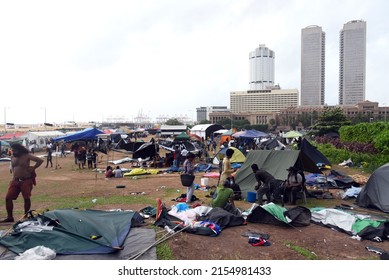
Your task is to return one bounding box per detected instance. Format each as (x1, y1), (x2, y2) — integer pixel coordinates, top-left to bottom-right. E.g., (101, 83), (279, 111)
(220, 148), (235, 183)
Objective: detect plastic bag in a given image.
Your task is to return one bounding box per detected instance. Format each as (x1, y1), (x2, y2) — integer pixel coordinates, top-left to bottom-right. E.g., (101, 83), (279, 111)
(14, 245), (56, 260)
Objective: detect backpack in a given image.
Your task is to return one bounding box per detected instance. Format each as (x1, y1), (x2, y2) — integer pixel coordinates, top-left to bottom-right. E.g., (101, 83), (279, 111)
(228, 176), (242, 200)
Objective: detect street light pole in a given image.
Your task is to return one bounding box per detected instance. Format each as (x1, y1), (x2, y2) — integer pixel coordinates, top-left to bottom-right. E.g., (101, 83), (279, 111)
(41, 107), (46, 124)
(4, 107), (10, 133)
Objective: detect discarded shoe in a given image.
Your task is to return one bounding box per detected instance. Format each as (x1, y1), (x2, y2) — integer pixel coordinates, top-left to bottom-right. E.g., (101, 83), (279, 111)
(248, 236), (271, 246)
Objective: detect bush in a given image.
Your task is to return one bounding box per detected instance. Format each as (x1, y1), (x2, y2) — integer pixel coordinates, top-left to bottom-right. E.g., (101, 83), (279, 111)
(315, 136), (378, 154)
(340, 122), (389, 153)
(315, 142), (388, 173)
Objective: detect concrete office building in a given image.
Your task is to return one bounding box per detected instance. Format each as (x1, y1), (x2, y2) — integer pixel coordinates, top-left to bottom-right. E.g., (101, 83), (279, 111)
(249, 44), (275, 90)
(301, 25), (326, 106)
(339, 20), (367, 105)
(230, 89), (299, 114)
(196, 106), (229, 122)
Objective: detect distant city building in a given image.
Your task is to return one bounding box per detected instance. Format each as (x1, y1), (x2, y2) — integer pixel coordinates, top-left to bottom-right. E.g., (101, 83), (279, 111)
(249, 44), (275, 90)
(209, 110), (277, 126)
(196, 107), (207, 122)
(230, 88), (299, 114)
(339, 20), (367, 105)
(196, 106), (229, 122)
(207, 101), (389, 127)
(301, 25), (326, 106)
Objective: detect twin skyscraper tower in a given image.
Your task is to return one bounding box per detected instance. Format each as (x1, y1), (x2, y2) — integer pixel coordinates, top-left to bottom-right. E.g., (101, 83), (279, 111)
(249, 20), (367, 107)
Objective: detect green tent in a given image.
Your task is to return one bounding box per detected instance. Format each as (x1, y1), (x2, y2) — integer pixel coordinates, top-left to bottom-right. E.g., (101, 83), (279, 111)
(174, 132), (190, 140)
(283, 130), (303, 138)
(234, 150), (320, 197)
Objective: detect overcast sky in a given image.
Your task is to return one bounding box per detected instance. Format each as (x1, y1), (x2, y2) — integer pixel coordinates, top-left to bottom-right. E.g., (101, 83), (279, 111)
(1, 0), (388, 125)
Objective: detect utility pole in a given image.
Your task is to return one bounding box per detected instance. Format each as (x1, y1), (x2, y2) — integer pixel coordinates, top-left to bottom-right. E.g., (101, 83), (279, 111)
(4, 107), (10, 133)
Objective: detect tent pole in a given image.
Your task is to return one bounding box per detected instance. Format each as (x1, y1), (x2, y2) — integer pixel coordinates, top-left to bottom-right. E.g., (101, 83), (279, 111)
(128, 223), (189, 260)
(55, 144), (58, 169)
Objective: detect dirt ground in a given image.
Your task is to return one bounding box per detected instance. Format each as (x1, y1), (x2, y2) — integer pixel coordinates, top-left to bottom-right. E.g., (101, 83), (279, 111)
(1, 148), (389, 260)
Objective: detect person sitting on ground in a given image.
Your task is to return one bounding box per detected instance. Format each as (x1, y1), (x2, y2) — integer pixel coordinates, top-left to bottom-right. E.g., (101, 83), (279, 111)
(211, 179), (235, 209)
(105, 166), (114, 178)
(251, 163), (276, 205)
(283, 166), (303, 205)
(114, 165), (123, 178)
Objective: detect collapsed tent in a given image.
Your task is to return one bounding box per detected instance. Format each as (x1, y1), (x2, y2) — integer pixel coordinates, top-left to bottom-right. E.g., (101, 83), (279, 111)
(311, 208), (389, 241)
(356, 163), (389, 213)
(247, 203), (311, 227)
(53, 127), (104, 143)
(158, 139), (199, 154)
(258, 138), (286, 150)
(212, 146), (246, 165)
(154, 204), (245, 237)
(0, 209), (144, 256)
(133, 142), (157, 159)
(114, 139), (143, 152)
(234, 150), (321, 197)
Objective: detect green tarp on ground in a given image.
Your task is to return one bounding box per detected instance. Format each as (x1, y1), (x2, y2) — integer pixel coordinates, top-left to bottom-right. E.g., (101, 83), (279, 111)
(0, 209), (136, 255)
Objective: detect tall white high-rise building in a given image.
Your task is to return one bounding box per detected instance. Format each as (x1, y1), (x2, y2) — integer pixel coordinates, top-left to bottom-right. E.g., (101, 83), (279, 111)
(339, 20), (367, 105)
(301, 25), (326, 106)
(249, 44), (275, 90)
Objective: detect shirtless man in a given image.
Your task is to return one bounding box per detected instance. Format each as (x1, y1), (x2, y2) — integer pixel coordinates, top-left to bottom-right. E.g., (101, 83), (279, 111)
(1, 143), (43, 223)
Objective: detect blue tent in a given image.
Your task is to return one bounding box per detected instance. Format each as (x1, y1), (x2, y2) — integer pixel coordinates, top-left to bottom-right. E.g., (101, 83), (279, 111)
(53, 127), (104, 143)
(234, 129), (268, 139)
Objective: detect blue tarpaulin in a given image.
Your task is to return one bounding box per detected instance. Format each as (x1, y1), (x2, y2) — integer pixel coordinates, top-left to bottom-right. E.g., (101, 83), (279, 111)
(233, 129), (268, 139)
(53, 127), (104, 142)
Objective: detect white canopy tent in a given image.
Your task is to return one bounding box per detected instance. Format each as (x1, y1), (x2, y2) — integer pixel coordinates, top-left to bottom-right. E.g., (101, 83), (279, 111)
(22, 131), (65, 150)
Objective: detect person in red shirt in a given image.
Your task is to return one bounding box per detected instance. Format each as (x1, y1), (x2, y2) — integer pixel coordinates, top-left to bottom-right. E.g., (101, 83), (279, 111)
(105, 166), (114, 178)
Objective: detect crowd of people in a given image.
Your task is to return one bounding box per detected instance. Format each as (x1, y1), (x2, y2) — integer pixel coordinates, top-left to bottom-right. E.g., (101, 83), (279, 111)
(0, 133), (306, 225)
(70, 142), (98, 169)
